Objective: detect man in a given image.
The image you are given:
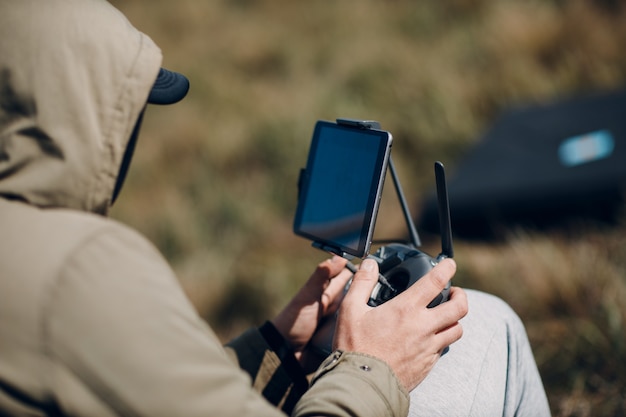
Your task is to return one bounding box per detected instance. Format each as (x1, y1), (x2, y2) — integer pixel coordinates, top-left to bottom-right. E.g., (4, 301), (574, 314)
(0, 1), (549, 416)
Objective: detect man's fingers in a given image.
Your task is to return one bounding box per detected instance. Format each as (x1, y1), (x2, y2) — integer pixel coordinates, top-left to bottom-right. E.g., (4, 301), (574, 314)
(435, 320), (464, 348)
(322, 267), (353, 313)
(429, 286), (468, 332)
(307, 255), (348, 287)
(325, 266), (352, 292)
(399, 258), (456, 308)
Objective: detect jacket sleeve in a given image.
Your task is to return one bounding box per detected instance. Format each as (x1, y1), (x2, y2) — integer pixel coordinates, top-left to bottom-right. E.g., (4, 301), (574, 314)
(296, 351), (410, 417)
(45, 224), (408, 417)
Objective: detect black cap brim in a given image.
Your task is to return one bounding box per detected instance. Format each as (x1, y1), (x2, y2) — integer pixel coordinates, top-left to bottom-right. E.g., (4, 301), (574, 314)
(147, 68), (190, 105)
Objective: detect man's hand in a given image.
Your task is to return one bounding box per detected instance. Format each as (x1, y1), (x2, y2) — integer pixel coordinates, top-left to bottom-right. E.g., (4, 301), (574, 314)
(271, 256), (352, 371)
(334, 257), (467, 392)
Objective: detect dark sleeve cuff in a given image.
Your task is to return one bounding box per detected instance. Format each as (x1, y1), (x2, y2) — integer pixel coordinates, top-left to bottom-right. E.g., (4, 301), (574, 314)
(257, 321), (309, 411)
(225, 322), (309, 414)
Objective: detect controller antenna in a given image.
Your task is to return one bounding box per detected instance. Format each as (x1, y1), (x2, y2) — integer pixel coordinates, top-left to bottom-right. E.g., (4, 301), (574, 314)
(435, 161), (454, 259)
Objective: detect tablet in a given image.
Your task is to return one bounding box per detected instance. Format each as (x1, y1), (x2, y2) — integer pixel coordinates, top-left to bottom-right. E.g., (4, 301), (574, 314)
(293, 120), (393, 258)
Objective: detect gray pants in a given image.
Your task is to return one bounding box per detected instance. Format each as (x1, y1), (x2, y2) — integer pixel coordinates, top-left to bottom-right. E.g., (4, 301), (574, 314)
(409, 290), (551, 417)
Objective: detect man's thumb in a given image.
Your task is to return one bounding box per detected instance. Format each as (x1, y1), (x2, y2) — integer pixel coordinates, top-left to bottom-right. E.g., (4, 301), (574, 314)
(344, 259), (379, 305)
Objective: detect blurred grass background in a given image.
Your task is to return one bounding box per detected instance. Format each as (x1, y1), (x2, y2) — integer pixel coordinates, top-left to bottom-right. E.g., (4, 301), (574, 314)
(109, 1), (626, 415)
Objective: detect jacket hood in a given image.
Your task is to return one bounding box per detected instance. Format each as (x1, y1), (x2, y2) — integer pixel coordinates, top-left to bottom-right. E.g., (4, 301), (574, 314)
(0, 0), (162, 214)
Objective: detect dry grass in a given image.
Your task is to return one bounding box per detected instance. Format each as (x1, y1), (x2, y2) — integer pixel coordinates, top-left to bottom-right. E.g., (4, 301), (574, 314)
(109, 1), (626, 415)
(453, 225), (626, 415)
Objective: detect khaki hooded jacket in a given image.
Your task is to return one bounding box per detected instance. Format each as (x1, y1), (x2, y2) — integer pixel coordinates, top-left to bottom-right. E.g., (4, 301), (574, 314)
(0, 1), (408, 416)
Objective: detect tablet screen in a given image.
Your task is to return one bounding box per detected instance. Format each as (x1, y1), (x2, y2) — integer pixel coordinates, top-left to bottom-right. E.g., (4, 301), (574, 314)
(294, 120), (392, 258)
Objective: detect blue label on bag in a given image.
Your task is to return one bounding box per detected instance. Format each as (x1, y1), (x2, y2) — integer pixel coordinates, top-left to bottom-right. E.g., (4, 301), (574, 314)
(558, 129), (615, 167)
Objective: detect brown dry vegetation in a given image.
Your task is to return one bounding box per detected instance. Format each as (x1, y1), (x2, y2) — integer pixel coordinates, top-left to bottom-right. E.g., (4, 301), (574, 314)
(109, 1), (626, 415)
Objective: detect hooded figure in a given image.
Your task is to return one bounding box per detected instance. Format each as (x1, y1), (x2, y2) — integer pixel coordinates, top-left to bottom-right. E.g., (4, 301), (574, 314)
(0, 1), (417, 416)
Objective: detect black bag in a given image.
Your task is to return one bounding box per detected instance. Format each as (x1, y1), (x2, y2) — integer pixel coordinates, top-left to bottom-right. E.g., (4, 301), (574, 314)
(419, 88), (626, 239)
